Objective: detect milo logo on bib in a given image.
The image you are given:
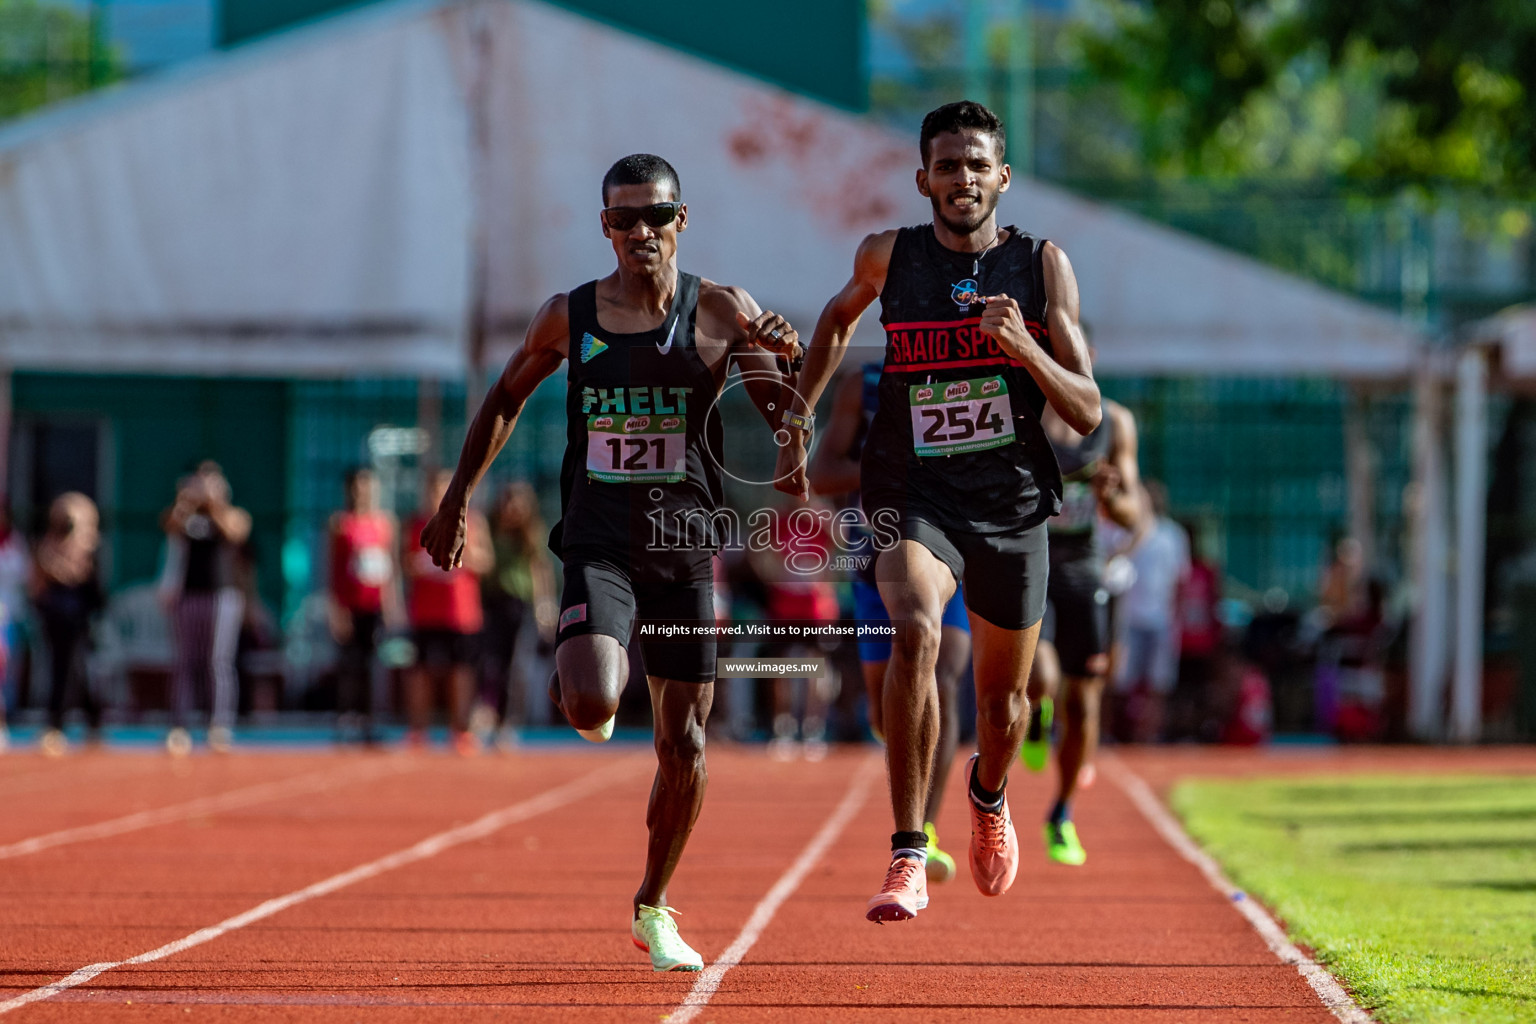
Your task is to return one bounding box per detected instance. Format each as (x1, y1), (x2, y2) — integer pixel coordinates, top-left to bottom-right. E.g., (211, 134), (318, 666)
(909, 375), (1017, 458)
(624, 416), (651, 433)
(660, 417), (681, 430)
(593, 416), (613, 429)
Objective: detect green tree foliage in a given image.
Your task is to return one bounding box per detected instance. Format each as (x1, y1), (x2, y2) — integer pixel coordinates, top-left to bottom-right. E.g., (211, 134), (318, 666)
(1076, 0), (1535, 194)
(0, 0), (120, 122)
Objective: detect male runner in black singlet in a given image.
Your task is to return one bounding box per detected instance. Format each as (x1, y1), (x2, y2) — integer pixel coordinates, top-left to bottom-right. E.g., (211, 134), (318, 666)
(422, 154), (800, 970)
(774, 101), (1102, 921)
(1020, 362), (1141, 866)
(808, 361), (971, 884)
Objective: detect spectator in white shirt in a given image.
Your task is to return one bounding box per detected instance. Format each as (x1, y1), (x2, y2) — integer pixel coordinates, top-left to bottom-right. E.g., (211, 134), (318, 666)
(1114, 481), (1190, 741)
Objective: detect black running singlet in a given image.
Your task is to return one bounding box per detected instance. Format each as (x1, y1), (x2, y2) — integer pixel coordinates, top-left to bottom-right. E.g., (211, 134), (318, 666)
(861, 225), (1063, 534)
(1047, 408), (1116, 567)
(550, 273), (723, 578)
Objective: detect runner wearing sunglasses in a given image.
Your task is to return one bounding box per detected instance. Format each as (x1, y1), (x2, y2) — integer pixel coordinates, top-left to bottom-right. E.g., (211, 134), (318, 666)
(774, 101), (1101, 922)
(421, 153), (800, 971)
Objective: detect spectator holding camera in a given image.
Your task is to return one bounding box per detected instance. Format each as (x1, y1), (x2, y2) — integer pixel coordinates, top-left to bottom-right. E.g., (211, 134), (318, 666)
(160, 462), (250, 755)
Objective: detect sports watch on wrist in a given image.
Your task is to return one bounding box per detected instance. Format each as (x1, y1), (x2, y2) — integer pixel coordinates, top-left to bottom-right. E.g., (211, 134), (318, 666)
(781, 410), (815, 435)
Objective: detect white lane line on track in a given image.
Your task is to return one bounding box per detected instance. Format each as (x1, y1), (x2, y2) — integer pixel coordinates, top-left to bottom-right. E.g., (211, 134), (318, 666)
(0, 758), (635, 1016)
(1104, 756), (1375, 1024)
(0, 760), (411, 862)
(668, 755), (882, 1024)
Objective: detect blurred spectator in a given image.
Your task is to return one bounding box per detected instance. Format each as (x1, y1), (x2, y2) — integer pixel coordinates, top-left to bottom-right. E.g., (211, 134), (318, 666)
(1221, 660), (1274, 745)
(160, 462), (251, 756)
(328, 467), (399, 744)
(1113, 481), (1190, 742)
(33, 493), (105, 756)
(755, 502), (841, 761)
(403, 469), (491, 754)
(1315, 534), (1390, 741)
(1317, 535), (1368, 628)
(1166, 520), (1223, 742)
(711, 546), (763, 742)
(233, 539), (283, 714)
(0, 498), (29, 751)
(479, 482), (555, 747)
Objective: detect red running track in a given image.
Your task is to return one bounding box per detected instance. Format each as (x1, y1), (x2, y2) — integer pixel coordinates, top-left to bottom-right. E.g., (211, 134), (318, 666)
(4, 743), (1527, 1022)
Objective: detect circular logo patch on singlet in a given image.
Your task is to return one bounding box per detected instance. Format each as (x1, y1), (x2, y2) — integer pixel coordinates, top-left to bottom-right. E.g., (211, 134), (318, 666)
(950, 279), (980, 309)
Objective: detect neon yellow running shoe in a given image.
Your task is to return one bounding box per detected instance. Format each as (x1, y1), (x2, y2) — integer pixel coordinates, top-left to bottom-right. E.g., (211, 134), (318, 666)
(631, 905), (704, 972)
(1044, 819), (1086, 866)
(576, 715), (615, 743)
(1020, 696), (1053, 771)
(924, 821), (956, 883)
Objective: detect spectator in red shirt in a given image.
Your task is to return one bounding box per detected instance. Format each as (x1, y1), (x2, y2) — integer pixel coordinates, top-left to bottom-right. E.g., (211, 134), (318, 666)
(755, 502), (841, 760)
(404, 469), (492, 753)
(1167, 520), (1223, 741)
(328, 467), (400, 745)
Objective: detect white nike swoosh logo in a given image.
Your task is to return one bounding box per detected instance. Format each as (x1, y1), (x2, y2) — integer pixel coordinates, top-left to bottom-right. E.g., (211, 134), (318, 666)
(656, 317), (678, 355)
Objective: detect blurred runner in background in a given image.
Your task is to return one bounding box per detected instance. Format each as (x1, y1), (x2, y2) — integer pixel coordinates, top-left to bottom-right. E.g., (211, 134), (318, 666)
(1020, 365), (1141, 866)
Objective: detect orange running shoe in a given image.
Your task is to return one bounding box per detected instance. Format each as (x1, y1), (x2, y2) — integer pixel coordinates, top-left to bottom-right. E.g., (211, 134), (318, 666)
(965, 753), (1019, 896)
(865, 855), (929, 923)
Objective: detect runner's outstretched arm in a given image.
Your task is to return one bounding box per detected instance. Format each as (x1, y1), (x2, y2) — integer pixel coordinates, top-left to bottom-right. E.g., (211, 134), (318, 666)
(701, 284), (799, 429)
(421, 295), (568, 570)
(775, 230), (897, 498)
(979, 241), (1101, 435)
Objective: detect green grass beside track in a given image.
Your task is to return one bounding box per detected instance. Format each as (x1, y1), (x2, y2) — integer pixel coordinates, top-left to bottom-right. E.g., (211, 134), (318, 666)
(1172, 773), (1536, 1024)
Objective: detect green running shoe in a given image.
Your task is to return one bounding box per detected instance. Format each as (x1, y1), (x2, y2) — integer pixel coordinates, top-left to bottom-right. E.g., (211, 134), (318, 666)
(924, 821), (956, 883)
(576, 715), (615, 743)
(1020, 696), (1053, 771)
(631, 904), (704, 972)
(1044, 819), (1086, 866)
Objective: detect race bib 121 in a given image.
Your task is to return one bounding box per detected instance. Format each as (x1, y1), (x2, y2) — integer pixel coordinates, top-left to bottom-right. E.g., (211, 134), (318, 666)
(586, 414), (686, 483)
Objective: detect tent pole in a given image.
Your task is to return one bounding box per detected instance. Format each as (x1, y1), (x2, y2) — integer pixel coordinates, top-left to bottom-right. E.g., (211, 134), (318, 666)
(1451, 345), (1487, 742)
(1409, 356), (1450, 740)
(0, 364), (10, 493)
(464, 4), (493, 421)
(418, 378), (441, 481)
(1343, 386), (1376, 572)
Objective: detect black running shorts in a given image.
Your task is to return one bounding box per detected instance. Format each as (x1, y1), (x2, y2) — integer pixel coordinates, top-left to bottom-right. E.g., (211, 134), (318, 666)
(1041, 564), (1110, 677)
(876, 515), (1048, 631)
(556, 558), (716, 683)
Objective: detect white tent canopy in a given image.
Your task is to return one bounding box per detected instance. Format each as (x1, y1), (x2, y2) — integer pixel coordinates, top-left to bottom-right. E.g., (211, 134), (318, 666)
(1469, 305), (1536, 380)
(0, 0), (1425, 378)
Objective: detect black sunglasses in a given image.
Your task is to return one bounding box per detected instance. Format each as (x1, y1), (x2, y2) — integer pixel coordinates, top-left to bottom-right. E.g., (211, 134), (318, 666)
(602, 202), (681, 231)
